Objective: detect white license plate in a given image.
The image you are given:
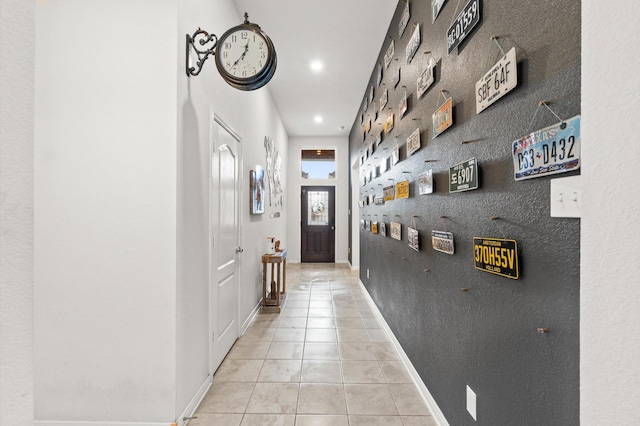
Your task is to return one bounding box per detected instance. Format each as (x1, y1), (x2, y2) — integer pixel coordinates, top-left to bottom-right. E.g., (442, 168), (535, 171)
(512, 115), (581, 181)
(476, 47), (517, 113)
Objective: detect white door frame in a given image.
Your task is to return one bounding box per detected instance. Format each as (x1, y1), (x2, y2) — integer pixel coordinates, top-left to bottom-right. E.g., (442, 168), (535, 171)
(209, 112), (243, 375)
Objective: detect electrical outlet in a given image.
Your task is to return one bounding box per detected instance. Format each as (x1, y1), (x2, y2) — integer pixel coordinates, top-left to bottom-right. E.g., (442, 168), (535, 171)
(467, 385), (477, 421)
(367, 269), (370, 279)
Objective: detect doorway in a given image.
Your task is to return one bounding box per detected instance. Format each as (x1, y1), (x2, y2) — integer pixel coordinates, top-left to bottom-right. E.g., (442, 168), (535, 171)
(301, 186), (335, 262)
(209, 114), (242, 373)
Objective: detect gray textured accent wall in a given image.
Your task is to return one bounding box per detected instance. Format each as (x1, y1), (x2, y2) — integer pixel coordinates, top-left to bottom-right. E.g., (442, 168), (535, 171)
(348, 1), (580, 425)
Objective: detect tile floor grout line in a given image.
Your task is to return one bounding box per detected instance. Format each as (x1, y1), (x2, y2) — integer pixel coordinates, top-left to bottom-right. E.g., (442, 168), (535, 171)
(197, 264), (434, 425)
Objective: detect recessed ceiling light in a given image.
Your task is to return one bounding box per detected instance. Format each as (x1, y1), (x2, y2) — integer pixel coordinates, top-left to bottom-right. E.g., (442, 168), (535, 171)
(310, 60), (323, 72)
(314, 115), (323, 124)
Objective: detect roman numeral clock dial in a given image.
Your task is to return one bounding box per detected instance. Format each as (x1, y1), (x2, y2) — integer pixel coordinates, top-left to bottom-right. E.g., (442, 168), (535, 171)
(214, 14), (277, 91)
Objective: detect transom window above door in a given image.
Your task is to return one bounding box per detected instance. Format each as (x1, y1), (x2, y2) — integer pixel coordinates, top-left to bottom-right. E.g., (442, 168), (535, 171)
(301, 149), (335, 179)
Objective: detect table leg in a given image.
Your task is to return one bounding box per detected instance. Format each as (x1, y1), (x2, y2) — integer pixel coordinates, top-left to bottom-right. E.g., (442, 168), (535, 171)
(262, 262), (267, 311)
(276, 262), (281, 311)
(282, 259), (286, 294)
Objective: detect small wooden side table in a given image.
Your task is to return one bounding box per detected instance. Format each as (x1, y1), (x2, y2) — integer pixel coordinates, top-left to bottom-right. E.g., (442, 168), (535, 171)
(261, 249), (287, 313)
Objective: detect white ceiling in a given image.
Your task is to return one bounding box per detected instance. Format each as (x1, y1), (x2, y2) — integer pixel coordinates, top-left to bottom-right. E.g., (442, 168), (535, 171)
(233, 0), (398, 137)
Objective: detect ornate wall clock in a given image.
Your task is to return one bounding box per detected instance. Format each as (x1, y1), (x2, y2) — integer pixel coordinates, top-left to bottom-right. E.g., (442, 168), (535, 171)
(187, 13), (277, 91)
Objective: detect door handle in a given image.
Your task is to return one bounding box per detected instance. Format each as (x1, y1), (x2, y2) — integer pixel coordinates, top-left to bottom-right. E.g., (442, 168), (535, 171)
(331, 226), (335, 230)
(236, 247), (244, 253)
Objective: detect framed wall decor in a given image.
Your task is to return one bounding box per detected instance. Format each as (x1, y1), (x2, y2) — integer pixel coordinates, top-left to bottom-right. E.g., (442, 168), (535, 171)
(250, 166), (265, 215)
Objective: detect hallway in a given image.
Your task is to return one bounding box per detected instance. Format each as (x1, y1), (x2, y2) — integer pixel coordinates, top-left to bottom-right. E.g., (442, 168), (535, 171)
(191, 263), (437, 426)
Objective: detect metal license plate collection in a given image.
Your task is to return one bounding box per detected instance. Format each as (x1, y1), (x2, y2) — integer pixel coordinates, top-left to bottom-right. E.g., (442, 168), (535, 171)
(356, 0), (579, 281)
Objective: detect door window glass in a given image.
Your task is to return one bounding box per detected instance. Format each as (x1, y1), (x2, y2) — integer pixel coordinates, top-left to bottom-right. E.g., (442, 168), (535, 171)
(308, 191), (329, 226)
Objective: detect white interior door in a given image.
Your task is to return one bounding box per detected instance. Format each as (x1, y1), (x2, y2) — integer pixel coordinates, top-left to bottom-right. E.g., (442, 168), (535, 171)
(210, 114), (242, 374)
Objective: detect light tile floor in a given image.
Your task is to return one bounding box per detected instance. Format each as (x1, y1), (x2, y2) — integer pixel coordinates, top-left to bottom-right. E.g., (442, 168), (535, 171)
(191, 263), (437, 426)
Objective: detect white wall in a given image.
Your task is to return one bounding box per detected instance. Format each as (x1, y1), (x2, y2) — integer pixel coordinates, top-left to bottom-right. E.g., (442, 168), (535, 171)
(349, 159), (360, 269)
(287, 137), (349, 263)
(581, 2), (640, 425)
(34, 1), (178, 422)
(0, 1), (34, 425)
(176, 0), (288, 414)
(33, 0), (289, 423)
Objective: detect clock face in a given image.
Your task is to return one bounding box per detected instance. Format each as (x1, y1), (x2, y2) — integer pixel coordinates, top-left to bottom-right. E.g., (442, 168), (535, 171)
(218, 28), (269, 80)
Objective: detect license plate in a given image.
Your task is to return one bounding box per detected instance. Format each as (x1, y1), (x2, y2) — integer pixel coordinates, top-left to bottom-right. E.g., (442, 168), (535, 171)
(476, 47), (517, 113)
(407, 128), (421, 156)
(432, 231), (454, 254)
(432, 97), (453, 138)
(383, 185), (395, 201)
(449, 158), (478, 193)
(447, 0), (481, 54)
(473, 237), (519, 279)
(417, 57), (435, 98)
(512, 115), (581, 181)
(396, 181), (409, 199)
(432, 0), (447, 23)
(408, 227), (420, 251)
(390, 222), (402, 240)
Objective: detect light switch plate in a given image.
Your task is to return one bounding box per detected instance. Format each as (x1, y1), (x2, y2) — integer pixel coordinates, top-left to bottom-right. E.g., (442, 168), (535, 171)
(466, 385), (477, 421)
(550, 175), (582, 218)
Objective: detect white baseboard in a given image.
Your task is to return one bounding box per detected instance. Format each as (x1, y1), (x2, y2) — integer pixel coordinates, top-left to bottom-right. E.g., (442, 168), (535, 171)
(359, 279), (450, 426)
(241, 301), (263, 335)
(36, 421), (173, 426)
(178, 375), (212, 426)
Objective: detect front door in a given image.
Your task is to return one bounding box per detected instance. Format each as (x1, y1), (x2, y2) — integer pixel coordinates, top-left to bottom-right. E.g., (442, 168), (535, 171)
(210, 114), (242, 373)
(301, 186), (335, 262)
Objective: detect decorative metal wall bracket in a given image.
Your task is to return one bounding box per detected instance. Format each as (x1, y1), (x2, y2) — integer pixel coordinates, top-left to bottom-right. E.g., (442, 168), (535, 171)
(185, 28), (218, 77)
